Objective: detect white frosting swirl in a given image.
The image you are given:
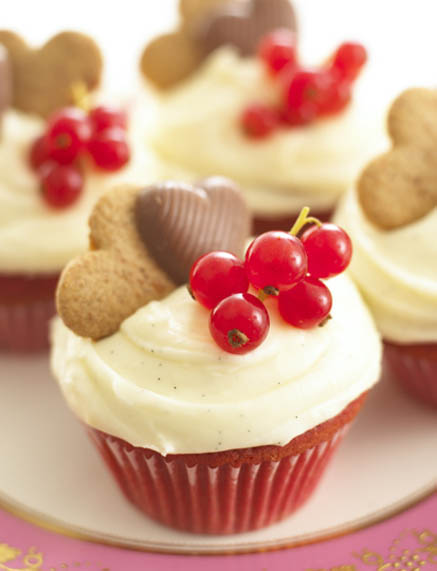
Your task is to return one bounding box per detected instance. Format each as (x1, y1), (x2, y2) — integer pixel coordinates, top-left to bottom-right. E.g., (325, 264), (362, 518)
(51, 275), (381, 455)
(335, 189), (437, 344)
(150, 49), (388, 215)
(0, 109), (157, 274)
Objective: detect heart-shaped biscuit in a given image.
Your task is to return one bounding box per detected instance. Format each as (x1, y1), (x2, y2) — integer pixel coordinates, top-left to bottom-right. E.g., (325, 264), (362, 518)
(136, 177), (251, 284)
(358, 88), (437, 230)
(140, 0), (229, 89)
(57, 178), (251, 340)
(140, 30), (205, 90)
(141, 0), (296, 89)
(0, 30), (102, 118)
(56, 185), (176, 340)
(180, 0), (232, 26)
(196, 0), (297, 57)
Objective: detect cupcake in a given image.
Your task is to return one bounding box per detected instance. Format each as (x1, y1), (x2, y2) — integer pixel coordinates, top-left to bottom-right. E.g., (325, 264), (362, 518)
(140, 0), (387, 233)
(50, 177), (381, 534)
(335, 88), (437, 407)
(0, 31), (154, 352)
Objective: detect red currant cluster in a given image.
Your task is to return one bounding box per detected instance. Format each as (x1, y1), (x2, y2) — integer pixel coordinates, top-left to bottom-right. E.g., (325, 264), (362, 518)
(189, 208), (352, 354)
(241, 29), (367, 139)
(29, 105), (130, 209)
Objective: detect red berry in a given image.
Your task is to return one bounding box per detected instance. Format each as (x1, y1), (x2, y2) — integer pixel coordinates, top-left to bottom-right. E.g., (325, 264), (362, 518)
(332, 42), (367, 81)
(39, 162), (83, 209)
(283, 70), (332, 123)
(301, 223), (352, 279)
(209, 293), (270, 354)
(279, 102), (315, 126)
(317, 75), (351, 115)
(29, 135), (50, 170)
(278, 277), (332, 329)
(189, 251), (249, 309)
(89, 105), (128, 133)
(46, 107), (91, 165)
(241, 104), (279, 139)
(258, 28), (298, 76)
(245, 231), (307, 294)
(87, 127), (130, 171)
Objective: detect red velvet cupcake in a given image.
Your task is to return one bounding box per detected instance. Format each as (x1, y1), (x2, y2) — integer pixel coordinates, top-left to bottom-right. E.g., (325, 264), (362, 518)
(51, 179), (381, 534)
(140, 0), (386, 233)
(87, 393), (366, 534)
(0, 32), (151, 351)
(335, 88), (437, 408)
(0, 273), (58, 351)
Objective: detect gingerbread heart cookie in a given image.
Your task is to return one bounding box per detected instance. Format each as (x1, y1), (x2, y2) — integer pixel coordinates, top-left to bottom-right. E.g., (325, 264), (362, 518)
(196, 0), (297, 57)
(140, 0), (228, 89)
(0, 30), (103, 118)
(140, 0), (296, 89)
(57, 178), (250, 340)
(358, 88), (437, 230)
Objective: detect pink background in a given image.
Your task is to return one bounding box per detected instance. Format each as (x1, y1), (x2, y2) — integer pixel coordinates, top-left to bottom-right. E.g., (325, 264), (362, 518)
(0, 493), (436, 570)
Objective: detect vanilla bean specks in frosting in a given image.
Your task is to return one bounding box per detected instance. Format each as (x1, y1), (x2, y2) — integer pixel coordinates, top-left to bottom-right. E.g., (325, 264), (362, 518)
(51, 275), (381, 455)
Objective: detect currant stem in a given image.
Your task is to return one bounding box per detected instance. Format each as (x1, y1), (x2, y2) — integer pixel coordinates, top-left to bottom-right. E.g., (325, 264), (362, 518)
(258, 286), (279, 302)
(258, 290), (268, 302)
(71, 81), (91, 112)
(289, 206), (322, 236)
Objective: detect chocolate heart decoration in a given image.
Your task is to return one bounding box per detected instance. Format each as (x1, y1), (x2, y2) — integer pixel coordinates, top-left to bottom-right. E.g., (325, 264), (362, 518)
(135, 177), (251, 285)
(0, 45), (11, 125)
(0, 31), (102, 117)
(196, 0), (297, 57)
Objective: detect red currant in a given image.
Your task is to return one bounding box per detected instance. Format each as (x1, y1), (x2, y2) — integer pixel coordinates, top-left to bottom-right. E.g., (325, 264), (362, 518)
(29, 135), (50, 170)
(209, 293), (270, 354)
(317, 75), (351, 116)
(89, 105), (128, 133)
(39, 162), (83, 209)
(46, 107), (91, 165)
(87, 127), (130, 171)
(332, 42), (367, 81)
(283, 70), (331, 123)
(279, 102), (315, 126)
(301, 223), (352, 279)
(189, 251), (249, 310)
(241, 104), (279, 139)
(278, 277), (332, 329)
(258, 28), (298, 76)
(245, 231), (307, 294)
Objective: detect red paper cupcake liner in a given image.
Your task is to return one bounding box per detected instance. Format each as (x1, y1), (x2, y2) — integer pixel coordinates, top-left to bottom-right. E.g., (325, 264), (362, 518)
(88, 422), (349, 534)
(384, 342), (437, 407)
(253, 207), (334, 234)
(0, 273), (59, 352)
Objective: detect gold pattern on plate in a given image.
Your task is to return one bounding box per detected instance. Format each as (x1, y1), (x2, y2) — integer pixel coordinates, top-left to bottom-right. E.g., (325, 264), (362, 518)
(0, 545), (43, 571)
(307, 528), (437, 571)
(0, 485), (435, 556)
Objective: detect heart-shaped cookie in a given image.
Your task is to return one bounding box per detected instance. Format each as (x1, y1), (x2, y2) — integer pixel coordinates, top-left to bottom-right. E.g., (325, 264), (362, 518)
(57, 178), (251, 340)
(140, 30), (205, 90)
(140, 0), (230, 89)
(140, 0), (297, 90)
(196, 0), (297, 57)
(180, 0), (232, 26)
(358, 88), (437, 230)
(135, 177), (251, 284)
(0, 30), (102, 118)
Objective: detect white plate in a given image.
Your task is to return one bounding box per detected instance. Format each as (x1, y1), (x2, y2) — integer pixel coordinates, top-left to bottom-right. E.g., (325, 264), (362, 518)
(0, 355), (435, 554)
